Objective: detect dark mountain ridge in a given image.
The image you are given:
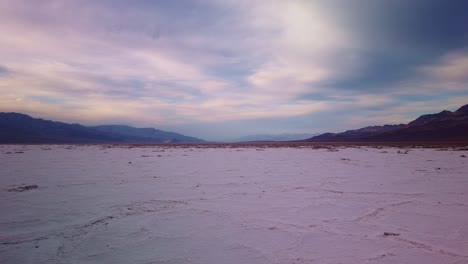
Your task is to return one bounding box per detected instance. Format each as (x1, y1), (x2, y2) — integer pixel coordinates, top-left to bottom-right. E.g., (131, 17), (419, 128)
(231, 133), (319, 142)
(306, 104), (468, 142)
(0, 113), (204, 143)
(309, 124), (406, 142)
(91, 125), (202, 143)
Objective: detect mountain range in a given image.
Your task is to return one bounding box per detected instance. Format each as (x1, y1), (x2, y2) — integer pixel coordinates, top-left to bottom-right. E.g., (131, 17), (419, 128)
(1, 104), (467, 143)
(230, 133), (319, 142)
(306, 104), (468, 142)
(0, 113), (204, 143)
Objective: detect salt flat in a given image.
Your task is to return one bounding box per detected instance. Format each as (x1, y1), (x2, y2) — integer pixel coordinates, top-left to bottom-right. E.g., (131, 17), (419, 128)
(1, 144), (468, 264)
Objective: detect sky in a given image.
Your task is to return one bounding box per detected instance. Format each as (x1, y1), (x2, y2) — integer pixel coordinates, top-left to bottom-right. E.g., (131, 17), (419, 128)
(1, 0), (468, 141)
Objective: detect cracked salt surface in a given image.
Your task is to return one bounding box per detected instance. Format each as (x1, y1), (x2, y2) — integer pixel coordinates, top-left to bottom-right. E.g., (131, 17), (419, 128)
(1, 144), (468, 263)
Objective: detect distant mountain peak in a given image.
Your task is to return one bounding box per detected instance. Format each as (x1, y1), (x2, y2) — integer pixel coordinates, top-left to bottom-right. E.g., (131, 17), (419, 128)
(91, 125), (201, 142)
(455, 104), (468, 115)
(231, 133), (319, 142)
(309, 124), (405, 142)
(408, 110), (453, 127)
(0, 113), (204, 143)
(306, 103), (468, 142)
(408, 105), (468, 127)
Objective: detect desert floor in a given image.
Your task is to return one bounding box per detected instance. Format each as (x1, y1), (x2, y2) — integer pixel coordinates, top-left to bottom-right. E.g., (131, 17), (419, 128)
(1, 144), (468, 264)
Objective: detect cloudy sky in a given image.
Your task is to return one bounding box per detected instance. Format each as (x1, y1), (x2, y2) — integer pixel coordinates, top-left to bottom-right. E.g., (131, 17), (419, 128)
(1, 0), (468, 140)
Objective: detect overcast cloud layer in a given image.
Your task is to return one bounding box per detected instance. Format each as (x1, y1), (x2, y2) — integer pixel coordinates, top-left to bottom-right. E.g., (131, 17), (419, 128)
(1, 0), (468, 140)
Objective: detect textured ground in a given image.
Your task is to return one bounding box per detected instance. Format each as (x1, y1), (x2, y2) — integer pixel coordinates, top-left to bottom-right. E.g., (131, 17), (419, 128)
(1, 144), (468, 264)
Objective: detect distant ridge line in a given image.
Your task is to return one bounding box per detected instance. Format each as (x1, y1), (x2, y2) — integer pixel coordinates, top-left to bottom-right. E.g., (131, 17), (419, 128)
(0, 112), (204, 143)
(304, 104), (468, 142)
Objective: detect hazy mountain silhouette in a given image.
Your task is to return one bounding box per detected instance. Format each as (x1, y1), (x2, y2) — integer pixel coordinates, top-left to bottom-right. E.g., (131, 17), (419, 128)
(306, 104), (468, 142)
(2, 104), (467, 143)
(0, 113), (204, 143)
(308, 125), (405, 142)
(90, 125), (202, 143)
(231, 133), (319, 142)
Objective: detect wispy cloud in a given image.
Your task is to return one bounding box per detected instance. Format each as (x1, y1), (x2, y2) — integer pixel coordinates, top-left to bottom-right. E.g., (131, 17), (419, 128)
(0, 66), (10, 78)
(0, 0), (467, 139)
